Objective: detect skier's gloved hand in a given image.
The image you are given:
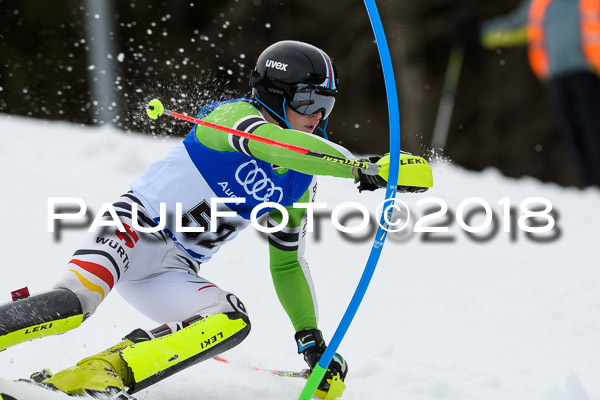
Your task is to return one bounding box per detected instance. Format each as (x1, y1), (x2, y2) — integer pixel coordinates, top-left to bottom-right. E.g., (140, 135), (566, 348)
(295, 329), (348, 400)
(354, 155), (388, 192)
(354, 151), (433, 193)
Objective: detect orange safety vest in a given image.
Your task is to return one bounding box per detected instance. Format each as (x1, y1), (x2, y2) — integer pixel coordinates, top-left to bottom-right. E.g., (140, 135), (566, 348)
(527, 0), (600, 79)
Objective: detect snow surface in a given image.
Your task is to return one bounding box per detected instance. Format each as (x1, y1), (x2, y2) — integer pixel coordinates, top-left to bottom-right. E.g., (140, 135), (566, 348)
(0, 378), (95, 399)
(1, 114), (599, 400)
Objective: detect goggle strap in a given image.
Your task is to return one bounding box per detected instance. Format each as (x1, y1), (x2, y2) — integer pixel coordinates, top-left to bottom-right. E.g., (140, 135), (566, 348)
(255, 96), (292, 129)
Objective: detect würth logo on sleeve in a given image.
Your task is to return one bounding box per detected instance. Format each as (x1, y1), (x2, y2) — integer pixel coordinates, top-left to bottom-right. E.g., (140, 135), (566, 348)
(265, 60), (288, 71)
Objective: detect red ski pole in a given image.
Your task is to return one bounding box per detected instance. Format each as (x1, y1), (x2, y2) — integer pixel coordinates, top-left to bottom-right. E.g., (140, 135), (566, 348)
(146, 99), (379, 175)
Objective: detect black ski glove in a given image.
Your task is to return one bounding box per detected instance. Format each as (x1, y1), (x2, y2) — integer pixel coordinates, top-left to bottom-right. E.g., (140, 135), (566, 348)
(295, 329), (348, 399)
(354, 156), (387, 192)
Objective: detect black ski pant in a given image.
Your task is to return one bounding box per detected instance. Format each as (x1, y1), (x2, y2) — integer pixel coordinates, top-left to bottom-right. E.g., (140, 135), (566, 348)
(546, 71), (600, 187)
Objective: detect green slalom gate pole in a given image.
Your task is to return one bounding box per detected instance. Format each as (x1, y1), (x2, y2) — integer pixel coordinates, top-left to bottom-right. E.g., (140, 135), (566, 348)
(297, 0), (402, 399)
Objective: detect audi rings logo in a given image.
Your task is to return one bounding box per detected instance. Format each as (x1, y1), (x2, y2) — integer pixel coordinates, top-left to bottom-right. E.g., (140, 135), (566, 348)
(235, 160), (284, 202)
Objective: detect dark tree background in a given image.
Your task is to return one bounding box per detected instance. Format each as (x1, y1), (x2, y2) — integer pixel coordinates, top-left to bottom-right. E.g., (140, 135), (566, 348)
(0, 0), (580, 186)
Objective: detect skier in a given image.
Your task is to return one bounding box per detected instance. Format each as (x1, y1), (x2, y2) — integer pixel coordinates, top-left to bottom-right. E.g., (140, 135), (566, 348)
(0, 40), (432, 399)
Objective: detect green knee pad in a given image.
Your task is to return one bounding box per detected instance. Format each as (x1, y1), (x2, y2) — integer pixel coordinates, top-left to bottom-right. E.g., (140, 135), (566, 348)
(0, 289), (83, 351)
(39, 311), (249, 395)
(122, 311), (250, 393)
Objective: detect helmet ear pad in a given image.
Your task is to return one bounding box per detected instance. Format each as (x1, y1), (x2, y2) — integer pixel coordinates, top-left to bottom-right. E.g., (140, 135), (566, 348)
(252, 86), (288, 128)
(251, 74), (296, 128)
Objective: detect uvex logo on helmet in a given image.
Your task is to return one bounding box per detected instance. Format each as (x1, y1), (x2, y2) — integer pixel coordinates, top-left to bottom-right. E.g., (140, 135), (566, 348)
(265, 59), (288, 71)
(268, 87), (284, 95)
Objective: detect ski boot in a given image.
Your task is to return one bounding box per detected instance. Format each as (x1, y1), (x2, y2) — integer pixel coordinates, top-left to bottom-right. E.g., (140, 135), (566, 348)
(295, 329), (348, 400)
(36, 311), (250, 396)
(41, 339), (134, 397)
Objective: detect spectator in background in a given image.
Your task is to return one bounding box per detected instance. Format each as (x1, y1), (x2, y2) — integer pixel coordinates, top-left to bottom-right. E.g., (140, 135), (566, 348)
(480, 0), (600, 188)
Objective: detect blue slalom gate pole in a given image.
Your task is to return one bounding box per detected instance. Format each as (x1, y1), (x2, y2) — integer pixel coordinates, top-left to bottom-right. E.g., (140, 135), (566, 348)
(298, 0), (401, 398)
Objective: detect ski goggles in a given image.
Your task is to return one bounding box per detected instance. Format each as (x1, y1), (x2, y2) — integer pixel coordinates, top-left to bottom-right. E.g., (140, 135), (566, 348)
(289, 84), (336, 119)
